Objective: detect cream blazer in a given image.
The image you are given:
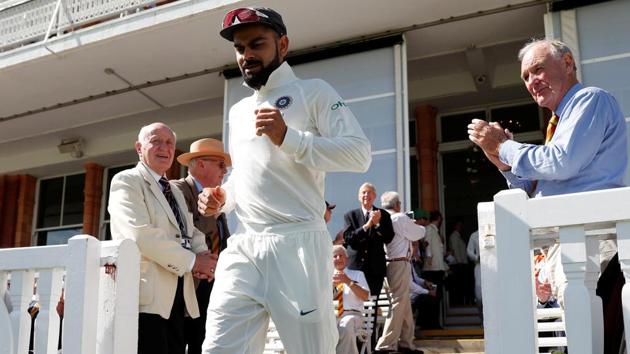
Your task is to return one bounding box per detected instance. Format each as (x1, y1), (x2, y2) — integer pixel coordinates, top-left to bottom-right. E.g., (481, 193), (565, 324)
(108, 162), (207, 319)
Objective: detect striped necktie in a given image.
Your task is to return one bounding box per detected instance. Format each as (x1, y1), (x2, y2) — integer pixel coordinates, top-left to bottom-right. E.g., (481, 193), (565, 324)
(544, 113), (559, 144)
(334, 283), (344, 317)
(530, 113), (560, 197)
(159, 177), (191, 250)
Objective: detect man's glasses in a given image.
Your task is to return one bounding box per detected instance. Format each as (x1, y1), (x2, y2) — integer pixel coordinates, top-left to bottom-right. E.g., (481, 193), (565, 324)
(222, 8), (267, 29)
(199, 158), (228, 171)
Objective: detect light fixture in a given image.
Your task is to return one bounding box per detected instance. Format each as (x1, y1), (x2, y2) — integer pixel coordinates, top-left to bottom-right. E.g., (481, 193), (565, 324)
(57, 137), (84, 158)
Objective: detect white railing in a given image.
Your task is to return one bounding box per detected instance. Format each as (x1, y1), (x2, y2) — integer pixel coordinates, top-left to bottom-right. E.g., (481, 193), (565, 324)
(0, 235), (140, 354)
(0, 0), (159, 52)
(478, 187), (630, 354)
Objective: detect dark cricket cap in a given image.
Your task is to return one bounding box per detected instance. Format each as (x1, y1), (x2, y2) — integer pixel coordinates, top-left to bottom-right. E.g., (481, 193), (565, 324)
(220, 7), (287, 41)
(326, 201), (336, 210)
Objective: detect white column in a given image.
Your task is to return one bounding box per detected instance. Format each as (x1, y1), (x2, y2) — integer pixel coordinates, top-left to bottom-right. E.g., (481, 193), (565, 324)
(33, 268), (64, 354)
(560, 225), (602, 354)
(493, 189), (537, 354)
(64, 235), (101, 354)
(97, 239), (140, 354)
(9, 270), (35, 354)
(478, 201), (499, 354)
(0, 271), (13, 353)
(616, 221), (630, 351)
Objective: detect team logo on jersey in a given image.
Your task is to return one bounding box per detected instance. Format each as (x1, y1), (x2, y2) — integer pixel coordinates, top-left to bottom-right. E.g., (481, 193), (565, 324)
(274, 96), (293, 110)
(331, 101), (347, 110)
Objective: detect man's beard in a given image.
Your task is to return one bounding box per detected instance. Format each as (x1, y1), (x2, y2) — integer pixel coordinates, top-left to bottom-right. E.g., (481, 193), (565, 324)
(240, 52), (281, 90)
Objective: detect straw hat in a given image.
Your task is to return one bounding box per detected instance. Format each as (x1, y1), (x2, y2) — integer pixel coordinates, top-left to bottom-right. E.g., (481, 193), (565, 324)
(177, 138), (231, 167)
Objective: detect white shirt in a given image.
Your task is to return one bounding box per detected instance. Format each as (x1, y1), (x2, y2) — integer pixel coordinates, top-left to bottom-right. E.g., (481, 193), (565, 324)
(385, 210), (425, 258)
(222, 62), (371, 230)
(449, 230), (468, 264)
(423, 223), (448, 271)
(467, 231), (480, 264)
(337, 268), (370, 312)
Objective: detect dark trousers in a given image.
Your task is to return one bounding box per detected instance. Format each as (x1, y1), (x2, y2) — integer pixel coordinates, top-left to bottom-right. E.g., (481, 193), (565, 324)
(412, 293), (440, 329)
(596, 253), (625, 354)
(138, 277), (186, 354)
(421, 270), (445, 328)
(365, 274), (384, 349)
(183, 280), (214, 354)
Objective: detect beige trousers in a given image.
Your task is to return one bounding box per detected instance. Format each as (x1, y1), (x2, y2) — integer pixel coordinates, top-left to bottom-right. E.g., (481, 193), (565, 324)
(375, 261), (415, 351)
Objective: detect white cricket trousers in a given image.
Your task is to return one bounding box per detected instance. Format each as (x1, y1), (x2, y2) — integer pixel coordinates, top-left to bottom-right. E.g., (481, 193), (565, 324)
(202, 220), (338, 353)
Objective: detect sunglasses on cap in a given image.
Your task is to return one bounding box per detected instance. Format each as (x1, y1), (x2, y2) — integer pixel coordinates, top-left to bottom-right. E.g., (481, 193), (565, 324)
(221, 7), (286, 40)
(223, 8), (266, 28)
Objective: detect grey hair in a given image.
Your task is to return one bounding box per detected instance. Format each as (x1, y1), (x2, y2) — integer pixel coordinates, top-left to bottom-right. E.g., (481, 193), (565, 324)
(380, 191), (400, 210)
(137, 122), (177, 143)
(359, 182), (376, 193)
(519, 38), (576, 66)
(332, 245), (348, 257)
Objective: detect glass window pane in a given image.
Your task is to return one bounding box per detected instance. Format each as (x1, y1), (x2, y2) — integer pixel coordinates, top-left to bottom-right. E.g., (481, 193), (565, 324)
(104, 165), (134, 221)
(409, 120), (417, 148)
(442, 148), (506, 236)
(62, 174), (85, 226)
(410, 155), (419, 210)
(491, 103), (541, 134)
(349, 96), (396, 151)
(37, 227), (83, 246)
(37, 177), (63, 228)
(441, 110), (486, 143)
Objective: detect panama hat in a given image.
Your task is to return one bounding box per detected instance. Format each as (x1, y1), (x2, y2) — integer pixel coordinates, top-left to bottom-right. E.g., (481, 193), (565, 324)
(177, 138), (231, 167)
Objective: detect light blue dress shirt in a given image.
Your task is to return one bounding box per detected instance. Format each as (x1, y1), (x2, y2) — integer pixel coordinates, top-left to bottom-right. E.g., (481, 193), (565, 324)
(499, 83), (628, 197)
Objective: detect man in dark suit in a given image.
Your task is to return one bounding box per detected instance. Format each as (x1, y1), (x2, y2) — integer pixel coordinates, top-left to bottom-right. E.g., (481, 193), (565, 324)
(343, 182), (395, 298)
(171, 138), (231, 354)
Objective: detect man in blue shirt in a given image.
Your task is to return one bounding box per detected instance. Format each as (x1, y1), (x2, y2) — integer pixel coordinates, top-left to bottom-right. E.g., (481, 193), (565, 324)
(468, 39), (627, 197)
(468, 39), (628, 354)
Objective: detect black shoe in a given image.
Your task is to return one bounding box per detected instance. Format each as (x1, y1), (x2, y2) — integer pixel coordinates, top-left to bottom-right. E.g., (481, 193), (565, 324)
(373, 350), (400, 354)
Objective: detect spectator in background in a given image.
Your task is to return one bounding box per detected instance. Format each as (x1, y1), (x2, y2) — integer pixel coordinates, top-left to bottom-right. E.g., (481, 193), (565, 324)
(420, 211), (447, 330)
(410, 265), (440, 331)
(413, 209), (429, 227)
(172, 138), (231, 354)
(411, 209), (430, 275)
(422, 211), (448, 285)
(108, 122), (215, 354)
(468, 38), (628, 353)
(374, 191), (425, 354)
(344, 183), (395, 298)
(333, 245), (370, 354)
(447, 220), (469, 304)
(344, 182), (395, 348)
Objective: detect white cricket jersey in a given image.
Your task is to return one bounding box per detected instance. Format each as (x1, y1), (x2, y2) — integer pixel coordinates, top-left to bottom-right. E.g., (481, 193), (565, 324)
(223, 62), (371, 230)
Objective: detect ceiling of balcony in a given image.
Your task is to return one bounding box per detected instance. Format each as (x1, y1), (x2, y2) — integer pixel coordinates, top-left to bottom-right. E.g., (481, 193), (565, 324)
(0, 0), (547, 175)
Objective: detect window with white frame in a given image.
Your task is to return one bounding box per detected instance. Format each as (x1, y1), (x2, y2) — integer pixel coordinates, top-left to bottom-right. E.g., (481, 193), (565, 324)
(34, 173), (85, 246)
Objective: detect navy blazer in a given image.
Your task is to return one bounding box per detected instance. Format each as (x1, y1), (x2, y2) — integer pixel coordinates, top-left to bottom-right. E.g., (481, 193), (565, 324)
(343, 207), (395, 288)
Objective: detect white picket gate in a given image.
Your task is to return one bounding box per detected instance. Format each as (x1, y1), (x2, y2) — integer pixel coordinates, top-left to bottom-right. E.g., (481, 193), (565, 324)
(478, 187), (630, 354)
(0, 235), (139, 354)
